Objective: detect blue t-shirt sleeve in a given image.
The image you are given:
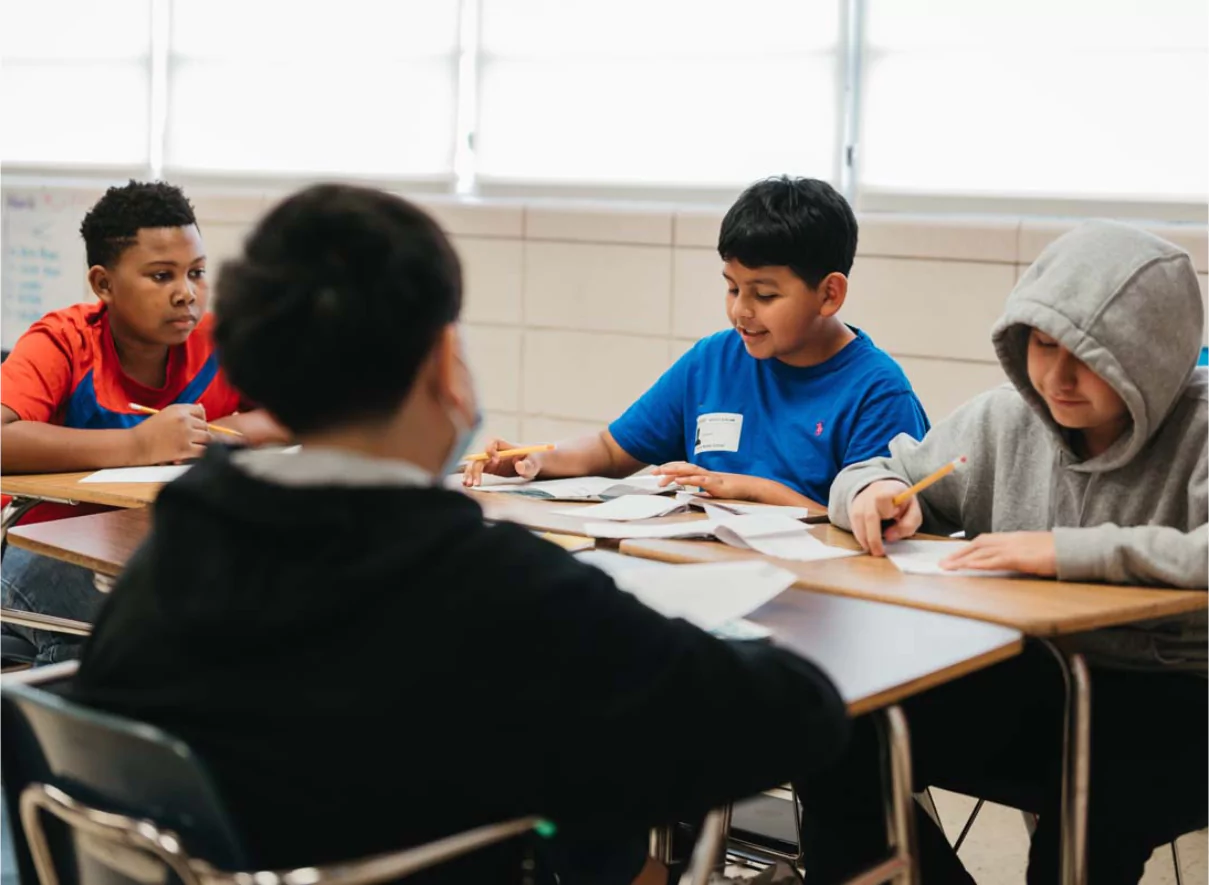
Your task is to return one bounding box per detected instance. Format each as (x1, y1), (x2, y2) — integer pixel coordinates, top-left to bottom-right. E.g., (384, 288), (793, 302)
(842, 389), (931, 467)
(608, 347), (695, 465)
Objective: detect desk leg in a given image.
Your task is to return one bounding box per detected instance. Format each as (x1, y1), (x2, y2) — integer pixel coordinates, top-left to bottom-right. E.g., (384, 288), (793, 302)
(836, 705), (917, 885)
(1039, 641), (1090, 885)
(649, 826), (674, 864)
(0, 497), (43, 547)
(882, 705), (918, 885)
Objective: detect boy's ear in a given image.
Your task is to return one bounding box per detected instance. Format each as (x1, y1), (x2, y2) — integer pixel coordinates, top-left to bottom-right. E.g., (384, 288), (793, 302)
(817, 272), (849, 317)
(88, 265), (114, 305)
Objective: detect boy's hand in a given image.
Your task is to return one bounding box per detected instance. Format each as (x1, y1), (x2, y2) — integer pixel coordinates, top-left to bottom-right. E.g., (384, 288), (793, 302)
(940, 532), (1057, 576)
(209, 410), (292, 447)
(462, 438), (546, 487)
(131, 404), (212, 465)
(849, 480), (922, 556)
(652, 462), (755, 500)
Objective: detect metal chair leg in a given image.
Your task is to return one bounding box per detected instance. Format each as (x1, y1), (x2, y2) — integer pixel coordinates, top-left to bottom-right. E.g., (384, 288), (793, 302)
(951, 798), (984, 853)
(915, 788), (943, 837)
(1171, 839), (1183, 885)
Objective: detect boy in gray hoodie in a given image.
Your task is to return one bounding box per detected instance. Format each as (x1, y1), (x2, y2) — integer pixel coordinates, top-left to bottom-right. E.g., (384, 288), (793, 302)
(798, 221), (1207, 884)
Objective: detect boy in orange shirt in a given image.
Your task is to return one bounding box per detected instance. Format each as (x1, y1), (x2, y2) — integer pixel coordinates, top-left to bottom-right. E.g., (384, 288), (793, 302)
(1, 180), (287, 663)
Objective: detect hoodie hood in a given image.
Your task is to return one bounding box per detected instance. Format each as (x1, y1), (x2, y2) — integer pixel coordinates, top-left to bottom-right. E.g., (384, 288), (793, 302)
(992, 220), (1203, 472)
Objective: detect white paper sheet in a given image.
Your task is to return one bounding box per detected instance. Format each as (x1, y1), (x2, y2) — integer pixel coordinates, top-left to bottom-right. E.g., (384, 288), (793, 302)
(697, 500), (815, 521)
(611, 560), (794, 631)
(884, 540), (1022, 578)
(79, 466), (191, 484)
(462, 474), (677, 501)
(557, 495), (687, 521)
(712, 514), (861, 562)
(582, 519), (721, 540)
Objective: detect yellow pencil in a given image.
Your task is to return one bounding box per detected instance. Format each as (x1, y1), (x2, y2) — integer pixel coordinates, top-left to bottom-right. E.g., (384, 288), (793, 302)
(128, 403), (244, 438)
(891, 456), (967, 506)
(462, 443), (555, 463)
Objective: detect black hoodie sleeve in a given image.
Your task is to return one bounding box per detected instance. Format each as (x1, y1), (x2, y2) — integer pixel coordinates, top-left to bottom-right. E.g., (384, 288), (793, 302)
(477, 523), (851, 832)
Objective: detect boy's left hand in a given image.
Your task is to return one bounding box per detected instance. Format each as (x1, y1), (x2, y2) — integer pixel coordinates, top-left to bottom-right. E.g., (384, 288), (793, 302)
(652, 462), (753, 500)
(210, 410), (292, 447)
(939, 531), (1057, 577)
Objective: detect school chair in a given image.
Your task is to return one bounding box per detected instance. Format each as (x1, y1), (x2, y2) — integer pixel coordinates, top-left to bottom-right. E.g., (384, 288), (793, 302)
(0, 500), (96, 669)
(0, 663), (727, 885)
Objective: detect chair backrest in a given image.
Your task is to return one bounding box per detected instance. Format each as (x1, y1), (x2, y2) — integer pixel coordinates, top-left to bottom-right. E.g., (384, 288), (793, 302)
(1, 678), (247, 885)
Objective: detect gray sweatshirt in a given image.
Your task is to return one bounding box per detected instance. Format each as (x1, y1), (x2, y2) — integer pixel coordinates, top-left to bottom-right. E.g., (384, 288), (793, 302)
(829, 220), (1208, 672)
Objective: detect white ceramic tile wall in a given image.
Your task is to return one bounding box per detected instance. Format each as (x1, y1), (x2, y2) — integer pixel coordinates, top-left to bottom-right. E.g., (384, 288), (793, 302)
(520, 415), (606, 442)
(525, 203), (673, 245)
(896, 357), (1009, 423)
(197, 222), (252, 281)
(845, 257), (1016, 363)
(461, 325), (522, 413)
(454, 236), (524, 325)
(522, 329), (669, 423)
(5, 184), (1205, 445)
(672, 248), (729, 339)
(524, 242), (672, 337)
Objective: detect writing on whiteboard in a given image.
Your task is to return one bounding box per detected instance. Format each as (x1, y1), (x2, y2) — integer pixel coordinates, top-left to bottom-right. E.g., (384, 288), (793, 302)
(2, 188), (93, 351)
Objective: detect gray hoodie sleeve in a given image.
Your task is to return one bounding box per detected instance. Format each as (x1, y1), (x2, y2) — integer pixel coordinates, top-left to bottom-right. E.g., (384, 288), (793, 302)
(1053, 524), (1208, 588)
(1053, 460), (1209, 589)
(828, 390), (1002, 537)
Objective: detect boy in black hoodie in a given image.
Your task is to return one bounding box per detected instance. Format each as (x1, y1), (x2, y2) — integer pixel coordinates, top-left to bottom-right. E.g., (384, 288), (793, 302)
(71, 184), (851, 884)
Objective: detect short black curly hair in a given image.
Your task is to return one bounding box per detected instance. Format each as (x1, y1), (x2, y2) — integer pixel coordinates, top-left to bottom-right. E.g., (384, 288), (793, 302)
(214, 184), (462, 435)
(80, 180), (198, 268)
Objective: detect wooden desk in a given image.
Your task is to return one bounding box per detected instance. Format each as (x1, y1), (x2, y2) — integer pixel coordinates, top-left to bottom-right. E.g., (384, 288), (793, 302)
(6, 507), (151, 578)
(581, 549), (1020, 883)
(1, 472), (161, 510)
(619, 536), (1208, 636)
(578, 550), (1021, 717)
(618, 534), (1205, 885)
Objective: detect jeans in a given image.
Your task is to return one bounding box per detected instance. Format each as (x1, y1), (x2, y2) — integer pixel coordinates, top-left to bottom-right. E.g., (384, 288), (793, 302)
(797, 643), (1208, 885)
(1, 546), (106, 665)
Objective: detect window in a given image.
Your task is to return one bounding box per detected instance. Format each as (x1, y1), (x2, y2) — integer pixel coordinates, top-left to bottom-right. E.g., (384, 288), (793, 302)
(859, 0), (1209, 202)
(164, 0), (461, 179)
(2, 0), (152, 167)
(475, 0), (842, 187)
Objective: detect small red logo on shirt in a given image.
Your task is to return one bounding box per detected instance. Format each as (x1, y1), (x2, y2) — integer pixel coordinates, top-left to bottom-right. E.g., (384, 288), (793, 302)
(815, 422), (824, 436)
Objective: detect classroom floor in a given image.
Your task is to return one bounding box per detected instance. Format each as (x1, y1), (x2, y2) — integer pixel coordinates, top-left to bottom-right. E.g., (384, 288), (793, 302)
(927, 789), (1208, 885)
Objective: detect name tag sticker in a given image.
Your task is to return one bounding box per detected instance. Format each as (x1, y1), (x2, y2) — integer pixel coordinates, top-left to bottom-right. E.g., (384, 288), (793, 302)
(694, 412), (743, 455)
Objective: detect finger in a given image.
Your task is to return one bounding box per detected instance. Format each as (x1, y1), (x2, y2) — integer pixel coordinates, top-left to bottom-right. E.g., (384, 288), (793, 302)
(942, 547), (999, 570)
(515, 458), (538, 480)
(463, 460), (484, 487)
(186, 404), (206, 419)
(947, 553), (1008, 572)
(654, 462), (694, 477)
(860, 506), (885, 555)
(896, 501), (923, 538)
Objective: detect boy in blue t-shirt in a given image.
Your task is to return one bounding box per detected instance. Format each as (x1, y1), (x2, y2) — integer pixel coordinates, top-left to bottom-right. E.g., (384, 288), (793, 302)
(464, 176), (929, 505)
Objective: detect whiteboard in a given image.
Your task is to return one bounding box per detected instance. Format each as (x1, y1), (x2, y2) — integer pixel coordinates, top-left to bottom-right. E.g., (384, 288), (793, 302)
(2, 187), (96, 352)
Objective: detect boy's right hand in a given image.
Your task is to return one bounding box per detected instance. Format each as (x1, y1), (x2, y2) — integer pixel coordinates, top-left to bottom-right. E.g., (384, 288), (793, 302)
(462, 438), (546, 487)
(849, 480), (923, 556)
(131, 404), (212, 465)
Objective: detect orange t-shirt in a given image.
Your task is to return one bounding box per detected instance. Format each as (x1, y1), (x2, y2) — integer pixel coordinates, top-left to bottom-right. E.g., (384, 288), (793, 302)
(1, 303), (246, 523)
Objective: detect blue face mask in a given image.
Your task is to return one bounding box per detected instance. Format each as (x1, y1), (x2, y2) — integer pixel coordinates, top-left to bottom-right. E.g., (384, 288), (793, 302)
(439, 398), (483, 482)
